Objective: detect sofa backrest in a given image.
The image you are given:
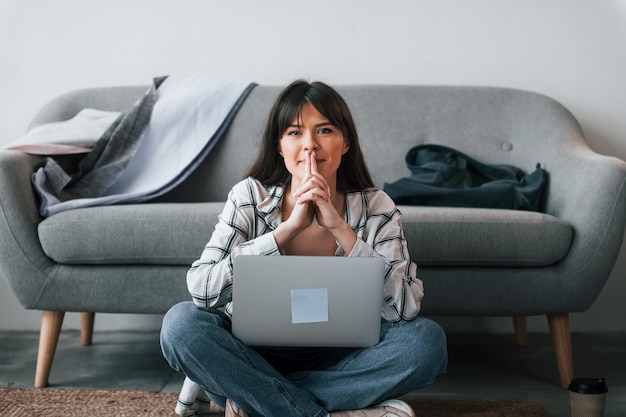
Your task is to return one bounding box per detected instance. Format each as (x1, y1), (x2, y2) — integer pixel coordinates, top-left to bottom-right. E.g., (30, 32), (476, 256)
(29, 84), (586, 206)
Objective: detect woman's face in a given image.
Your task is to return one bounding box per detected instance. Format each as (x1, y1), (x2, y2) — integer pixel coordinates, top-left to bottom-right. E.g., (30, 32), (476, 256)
(279, 101), (349, 185)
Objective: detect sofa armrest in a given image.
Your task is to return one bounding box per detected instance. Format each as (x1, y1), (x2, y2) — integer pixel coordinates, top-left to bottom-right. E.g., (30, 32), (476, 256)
(27, 86), (148, 129)
(0, 150), (54, 308)
(546, 138), (626, 307)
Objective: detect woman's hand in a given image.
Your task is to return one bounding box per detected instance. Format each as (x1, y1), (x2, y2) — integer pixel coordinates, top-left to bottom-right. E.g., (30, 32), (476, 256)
(274, 152), (318, 243)
(294, 151), (345, 230)
(278, 150), (357, 254)
(287, 192), (315, 233)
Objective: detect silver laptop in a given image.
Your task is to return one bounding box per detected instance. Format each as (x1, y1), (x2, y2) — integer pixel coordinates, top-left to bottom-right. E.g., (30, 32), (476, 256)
(231, 255), (385, 348)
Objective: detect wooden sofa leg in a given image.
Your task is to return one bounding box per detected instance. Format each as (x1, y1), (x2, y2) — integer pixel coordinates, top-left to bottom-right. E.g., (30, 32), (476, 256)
(512, 316), (528, 346)
(547, 313), (574, 389)
(81, 312), (95, 346)
(35, 310), (65, 388)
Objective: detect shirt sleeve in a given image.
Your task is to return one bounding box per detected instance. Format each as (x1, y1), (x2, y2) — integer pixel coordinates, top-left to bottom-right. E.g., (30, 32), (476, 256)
(347, 189), (424, 323)
(186, 179), (280, 309)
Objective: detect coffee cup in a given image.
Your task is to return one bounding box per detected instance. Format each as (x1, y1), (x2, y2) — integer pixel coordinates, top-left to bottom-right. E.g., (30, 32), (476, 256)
(568, 377), (608, 417)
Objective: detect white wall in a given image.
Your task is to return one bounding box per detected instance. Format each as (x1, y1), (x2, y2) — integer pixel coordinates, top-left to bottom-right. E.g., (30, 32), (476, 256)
(1, 0), (625, 334)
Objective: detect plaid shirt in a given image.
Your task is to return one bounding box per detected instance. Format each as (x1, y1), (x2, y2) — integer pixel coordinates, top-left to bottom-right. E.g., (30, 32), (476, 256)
(187, 177), (424, 322)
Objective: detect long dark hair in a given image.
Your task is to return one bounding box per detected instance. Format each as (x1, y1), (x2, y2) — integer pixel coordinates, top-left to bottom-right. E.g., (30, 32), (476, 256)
(244, 80), (375, 192)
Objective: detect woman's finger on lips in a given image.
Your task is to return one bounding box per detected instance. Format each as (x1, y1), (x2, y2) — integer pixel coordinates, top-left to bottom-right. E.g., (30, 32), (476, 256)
(305, 150), (312, 176)
(310, 151), (318, 174)
(293, 152), (310, 197)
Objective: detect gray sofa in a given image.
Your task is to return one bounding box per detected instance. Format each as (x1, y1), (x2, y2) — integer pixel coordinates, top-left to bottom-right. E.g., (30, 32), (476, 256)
(1, 84), (625, 389)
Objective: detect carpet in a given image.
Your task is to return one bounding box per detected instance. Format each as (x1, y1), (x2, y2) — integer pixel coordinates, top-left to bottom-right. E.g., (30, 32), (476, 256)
(0, 387), (546, 417)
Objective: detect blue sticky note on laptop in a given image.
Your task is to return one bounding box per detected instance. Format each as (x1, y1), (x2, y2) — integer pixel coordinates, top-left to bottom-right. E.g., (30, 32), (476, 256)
(291, 288), (329, 324)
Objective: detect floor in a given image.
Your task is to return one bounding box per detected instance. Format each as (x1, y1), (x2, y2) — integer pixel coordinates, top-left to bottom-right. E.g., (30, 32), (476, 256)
(1, 329), (624, 417)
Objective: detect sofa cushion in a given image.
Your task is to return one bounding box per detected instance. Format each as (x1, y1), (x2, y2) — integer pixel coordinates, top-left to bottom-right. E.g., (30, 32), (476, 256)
(39, 202), (573, 268)
(399, 206), (573, 266)
(39, 203), (223, 265)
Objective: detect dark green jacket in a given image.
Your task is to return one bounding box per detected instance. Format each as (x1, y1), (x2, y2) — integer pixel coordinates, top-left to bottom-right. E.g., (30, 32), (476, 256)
(383, 144), (546, 211)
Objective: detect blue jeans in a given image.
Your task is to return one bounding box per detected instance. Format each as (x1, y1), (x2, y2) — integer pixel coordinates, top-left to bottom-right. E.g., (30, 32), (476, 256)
(160, 302), (447, 417)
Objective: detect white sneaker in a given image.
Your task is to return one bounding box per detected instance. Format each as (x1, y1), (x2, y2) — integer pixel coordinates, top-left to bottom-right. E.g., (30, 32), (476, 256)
(174, 394), (213, 416)
(331, 399), (414, 417)
(375, 399), (415, 417)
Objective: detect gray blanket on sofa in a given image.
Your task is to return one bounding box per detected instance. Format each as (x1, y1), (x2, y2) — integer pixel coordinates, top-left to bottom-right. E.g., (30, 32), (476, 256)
(32, 74), (256, 217)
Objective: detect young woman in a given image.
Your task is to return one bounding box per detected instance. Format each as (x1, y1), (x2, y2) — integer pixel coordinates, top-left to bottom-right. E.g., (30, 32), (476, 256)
(160, 80), (448, 417)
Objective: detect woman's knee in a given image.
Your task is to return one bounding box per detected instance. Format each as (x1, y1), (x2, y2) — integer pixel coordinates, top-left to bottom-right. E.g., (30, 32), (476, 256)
(389, 318), (448, 375)
(161, 302), (230, 344)
(423, 318), (448, 363)
(161, 301), (196, 342)
(161, 302), (230, 369)
(412, 318), (448, 376)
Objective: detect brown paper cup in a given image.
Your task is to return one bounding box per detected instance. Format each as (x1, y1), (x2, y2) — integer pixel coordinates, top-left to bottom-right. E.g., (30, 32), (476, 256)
(570, 391), (607, 417)
(568, 378), (608, 417)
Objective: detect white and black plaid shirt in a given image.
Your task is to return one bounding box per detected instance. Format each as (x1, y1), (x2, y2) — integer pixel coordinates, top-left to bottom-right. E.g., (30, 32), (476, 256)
(187, 177), (424, 322)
